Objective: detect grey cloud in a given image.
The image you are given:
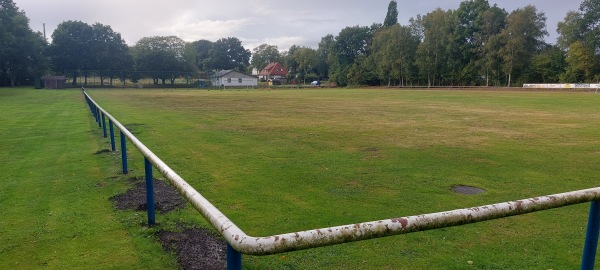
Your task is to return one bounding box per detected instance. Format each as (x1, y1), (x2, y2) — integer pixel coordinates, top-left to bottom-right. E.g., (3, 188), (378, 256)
(15, 0), (581, 50)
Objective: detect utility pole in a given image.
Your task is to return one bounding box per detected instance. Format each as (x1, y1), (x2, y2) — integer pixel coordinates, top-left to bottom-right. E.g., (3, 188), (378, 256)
(43, 23), (47, 42)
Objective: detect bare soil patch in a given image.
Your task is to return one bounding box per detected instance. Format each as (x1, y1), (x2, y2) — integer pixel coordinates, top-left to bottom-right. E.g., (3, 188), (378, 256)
(110, 177), (227, 269)
(94, 149), (111, 154)
(110, 176), (186, 214)
(157, 225), (227, 270)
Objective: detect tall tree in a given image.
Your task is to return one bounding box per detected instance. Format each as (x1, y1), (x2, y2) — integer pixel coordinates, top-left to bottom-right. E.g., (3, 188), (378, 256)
(283, 45), (301, 79)
(531, 44), (565, 83)
(415, 8), (454, 86)
(498, 5), (547, 86)
(316, 34), (334, 80)
(383, 1), (399, 27)
(579, 0), (600, 53)
(408, 15), (425, 41)
(557, 11), (584, 50)
(557, 0), (600, 82)
(187, 39), (213, 71)
(90, 23), (132, 85)
(50, 21), (95, 85)
(207, 37), (250, 72)
(133, 36), (187, 85)
(293, 47), (318, 83)
(479, 4), (507, 86)
(51, 21), (132, 86)
(371, 24), (420, 86)
(251, 44), (281, 71)
(328, 25), (373, 86)
(454, 0), (491, 85)
(482, 33), (506, 86)
(0, 0), (46, 86)
(562, 41), (597, 82)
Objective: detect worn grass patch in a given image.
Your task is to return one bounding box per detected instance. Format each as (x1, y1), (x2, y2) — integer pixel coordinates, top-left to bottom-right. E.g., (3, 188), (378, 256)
(86, 88), (600, 269)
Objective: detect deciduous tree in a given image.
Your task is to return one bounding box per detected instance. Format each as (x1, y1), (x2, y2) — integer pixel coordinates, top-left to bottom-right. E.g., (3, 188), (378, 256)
(90, 23), (132, 85)
(531, 44), (565, 83)
(328, 25), (373, 86)
(293, 47), (317, 83)
(498, 5), (547, 86)
(479, 5), (507, 86)
(579, 0), (600, 53)
(133, 36), (187, 85)
(207, 37), (250, 72)
(50, 20), (95, 85)
(557, 0), (600, 82)
(282, 45), (300, 78)
(0, 0), (46, 86)
(371, 24), (419, 86)
(415, 8), (453, 86)
(316, 35), (334, 80)
(186, 39), (213, 71)
(454, 0), (491, 85)
(562, 41), (597, 82)
(557, 11), (584, 50)
(251, 44), (281, 71)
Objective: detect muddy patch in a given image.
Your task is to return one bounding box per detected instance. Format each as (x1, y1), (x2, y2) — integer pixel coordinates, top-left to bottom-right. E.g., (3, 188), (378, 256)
(110, 177), (228, 269)
(94, 149), (111, 154)
(110, 177), (186, 213)
(157, 225), (227, 270)
(452, 185), (486, 195)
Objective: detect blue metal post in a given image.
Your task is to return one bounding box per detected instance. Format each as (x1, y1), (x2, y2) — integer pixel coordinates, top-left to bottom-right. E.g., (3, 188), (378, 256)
(120, 131), (128, 174)
(101, 113), (107, 137)
(85, 96), (90, 111)
(582, 201), (600, 270)
(227, 244), (242, 270)
(94, 106), (98, 122)
(109, 120), (116, 151)
(144, 157), (155, 225)
(96, 108), (102, 127)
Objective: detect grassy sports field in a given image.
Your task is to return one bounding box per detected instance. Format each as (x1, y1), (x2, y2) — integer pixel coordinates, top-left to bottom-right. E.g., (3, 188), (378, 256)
(2, 87), (600, 269)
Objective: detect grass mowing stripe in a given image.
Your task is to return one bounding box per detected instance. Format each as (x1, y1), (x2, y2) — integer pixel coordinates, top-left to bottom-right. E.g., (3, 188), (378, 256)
(0, 89), (176, 269)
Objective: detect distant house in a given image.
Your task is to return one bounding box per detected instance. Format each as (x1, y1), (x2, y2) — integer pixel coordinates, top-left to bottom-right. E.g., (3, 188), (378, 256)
(211, 70), (258, 88)
(258, 62), (288, 82)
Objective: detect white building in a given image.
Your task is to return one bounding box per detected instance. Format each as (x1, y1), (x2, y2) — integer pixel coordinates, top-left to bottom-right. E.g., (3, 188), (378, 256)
(211, 70), (258, 88)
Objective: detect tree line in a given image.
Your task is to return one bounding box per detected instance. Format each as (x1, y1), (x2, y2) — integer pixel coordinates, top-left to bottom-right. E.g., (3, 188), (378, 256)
(1, 0), (599, 87)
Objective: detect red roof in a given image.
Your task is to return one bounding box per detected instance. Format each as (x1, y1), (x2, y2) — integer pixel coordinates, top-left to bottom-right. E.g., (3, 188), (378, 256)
(258, 62), (288, 76)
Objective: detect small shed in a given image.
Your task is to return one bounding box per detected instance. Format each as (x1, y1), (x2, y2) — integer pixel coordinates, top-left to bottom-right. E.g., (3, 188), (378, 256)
(211, 70), (258, 88)
(41, 76), (66, 89)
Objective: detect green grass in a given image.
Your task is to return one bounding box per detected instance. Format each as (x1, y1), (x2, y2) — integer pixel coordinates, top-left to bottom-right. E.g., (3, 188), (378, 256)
(86, 89), (600, 269)
(3, 87), (600, 269)
(0, 88), (176, 269)
(84, 88), (600, 269)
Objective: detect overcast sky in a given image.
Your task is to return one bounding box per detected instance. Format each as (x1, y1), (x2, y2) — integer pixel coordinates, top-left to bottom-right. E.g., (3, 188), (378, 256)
(15, 0), (582, 51)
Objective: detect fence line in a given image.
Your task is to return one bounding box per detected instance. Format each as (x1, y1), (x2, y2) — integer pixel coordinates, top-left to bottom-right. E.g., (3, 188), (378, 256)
(83, 91), (600, 269)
